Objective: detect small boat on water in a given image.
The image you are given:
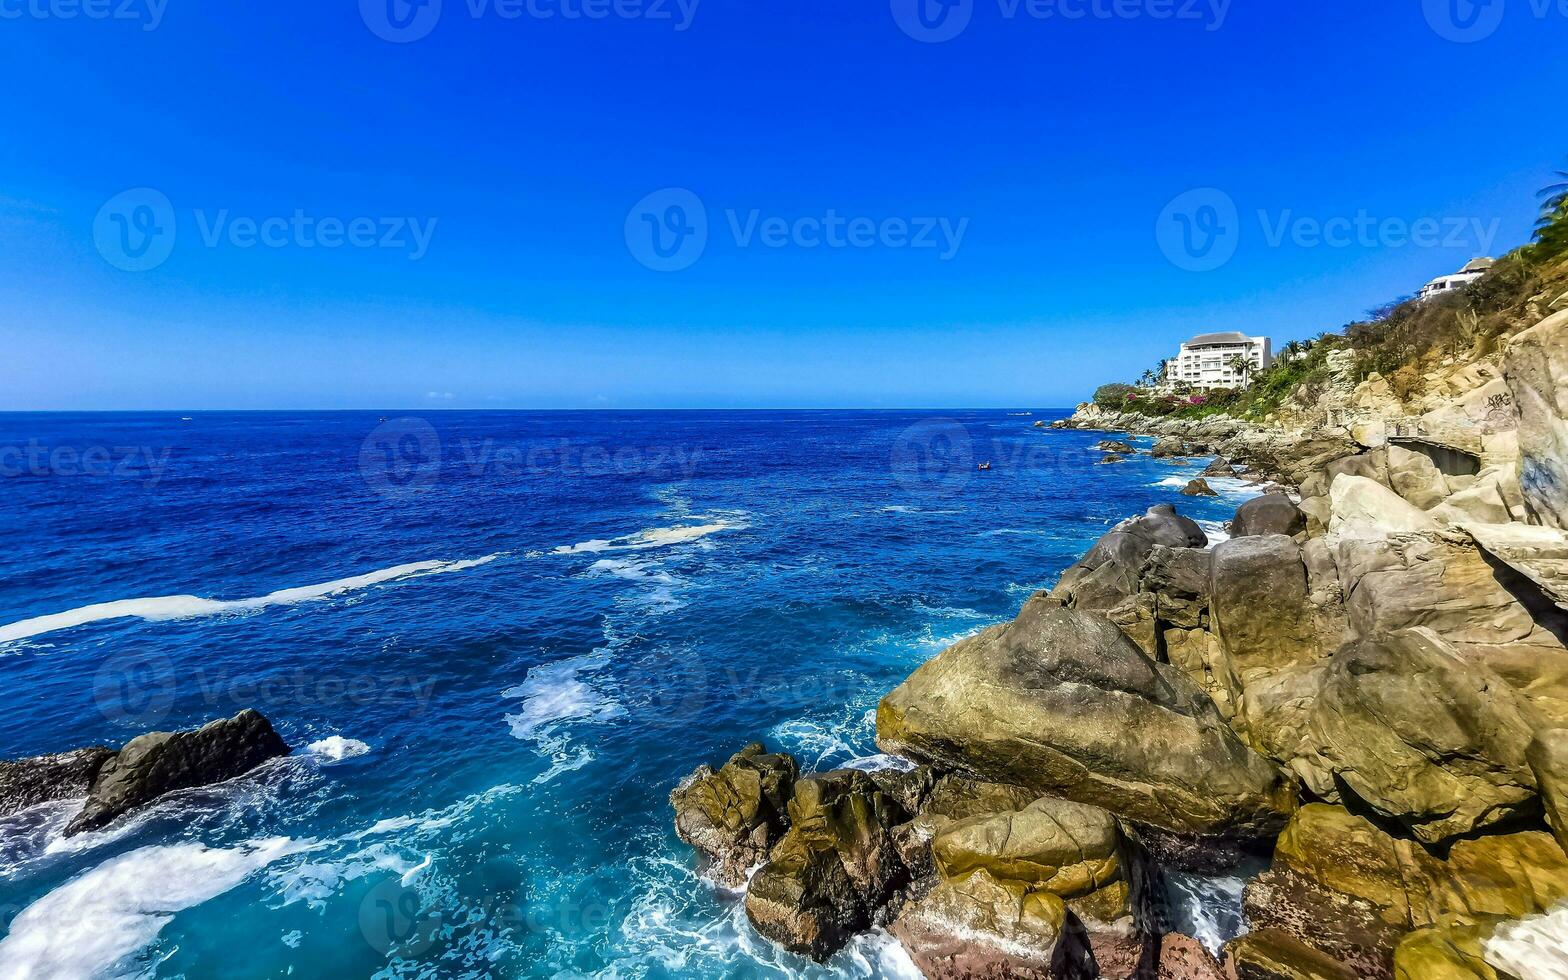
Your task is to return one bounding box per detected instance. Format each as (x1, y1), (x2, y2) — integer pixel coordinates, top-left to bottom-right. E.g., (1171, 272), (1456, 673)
(977, 462), (992, 471)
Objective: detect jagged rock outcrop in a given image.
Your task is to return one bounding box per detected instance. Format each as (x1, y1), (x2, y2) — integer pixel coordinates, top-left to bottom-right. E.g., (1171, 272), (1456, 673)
(1230, 494), (1305, 538)
(1203, 457), (1238, 478)
(877, 600), (1295, 838)
(1504, 309), (1568, 530)
(0, 747), (114, 819)
(1243, 803), (1568, 979)
(671, 743), (799, 887)
(1222, 929), (1358, 980)
(1273, 629), (1538, 844)
(1385, 445), (1451, 511)
(1327, 476), (1439, 541)
(743, 769), (909, 959)
(1098, 439), (1136, 454)
(1210, 535), (1321, 687)
(64, 710), (289, 836)
(1052, 504), (1207, 614)
(1182, 478), (1218, 497)
(1151, 437), (1190, 458)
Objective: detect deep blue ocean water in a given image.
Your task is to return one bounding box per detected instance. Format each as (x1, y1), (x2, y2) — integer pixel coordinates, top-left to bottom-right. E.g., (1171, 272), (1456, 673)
(0, 411), (1258, 979)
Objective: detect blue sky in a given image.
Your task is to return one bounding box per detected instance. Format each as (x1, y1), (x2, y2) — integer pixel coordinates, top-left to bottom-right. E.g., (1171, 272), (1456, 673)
(3, 1), (1564, 409)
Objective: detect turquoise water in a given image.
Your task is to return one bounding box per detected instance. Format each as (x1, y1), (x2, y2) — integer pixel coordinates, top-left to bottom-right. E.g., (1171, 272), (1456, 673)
(0, 410), (1255, 978)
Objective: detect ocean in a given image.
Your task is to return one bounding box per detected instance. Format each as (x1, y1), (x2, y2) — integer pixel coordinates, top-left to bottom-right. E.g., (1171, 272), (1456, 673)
(0, 410), (1260, 978)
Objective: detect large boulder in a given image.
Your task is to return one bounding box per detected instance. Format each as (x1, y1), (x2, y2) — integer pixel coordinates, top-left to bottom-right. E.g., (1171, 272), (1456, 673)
(890, 868), (1075, 979)
(671, 743), (799, 887)
(1281, 629), (1538, 844)
(64, 710), (290, 836)
(1052, 504), (1207, 612)
(1429, 466), (1516, 526)
(0, 747), (114, 819)
(1209, 535), (1321, 686)
(1528, 729), (1568, 854)
(1182, 478), (1219, 497)
(931, 796), (1122, 901)
(743, 769), (908, 959)
(1504, 308), (1568, 530)
(1151, 437), (1190, 458)
(877, 600), (1295, 838)
(1325, 449), (1390, 489)
(1243, 804), (1568, 979)
(1098, 439), (1136, 454)
(1332, 530), (1568, 671)
(890, 775), (1038, 877)
(1204, 457), (1239, 478)
(1386, 445), (1451, 511)
(1327, 476), (1439, 541)
(1231, 494), (1306, 538)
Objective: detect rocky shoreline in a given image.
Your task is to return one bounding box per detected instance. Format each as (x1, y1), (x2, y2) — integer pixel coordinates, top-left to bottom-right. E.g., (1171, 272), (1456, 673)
(673, 310), (1568, 978)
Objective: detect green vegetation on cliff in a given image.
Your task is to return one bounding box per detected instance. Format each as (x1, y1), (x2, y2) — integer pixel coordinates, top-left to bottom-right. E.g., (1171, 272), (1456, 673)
(1093, 170), (1568, 422)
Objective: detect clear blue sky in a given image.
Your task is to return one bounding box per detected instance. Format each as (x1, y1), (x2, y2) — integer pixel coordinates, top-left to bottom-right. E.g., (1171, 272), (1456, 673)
(3, 1), (1564, 410)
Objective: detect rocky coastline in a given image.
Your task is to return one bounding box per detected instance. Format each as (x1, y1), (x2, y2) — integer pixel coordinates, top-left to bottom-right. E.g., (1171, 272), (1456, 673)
(673, 310), (1568, 978)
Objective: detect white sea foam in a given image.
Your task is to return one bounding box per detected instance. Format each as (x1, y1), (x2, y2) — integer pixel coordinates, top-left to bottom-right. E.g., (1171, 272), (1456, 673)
(503, 654), (624, 781)
(1163, 867), (1258, 956)
(552, 522), (739, 556)
(585, 559), (678, 586)
(0, 837), (306, 979)
(842, 754), (916, 774)
(0, 555), (503, 645)
(304, 736), (370, 763)
(1485, 901), (1568, 978)
(1197, 520), (1231, 548)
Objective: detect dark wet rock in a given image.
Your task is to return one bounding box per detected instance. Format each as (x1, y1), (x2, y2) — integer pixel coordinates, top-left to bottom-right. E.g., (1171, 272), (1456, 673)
(877, 600), (1295, 838)
(1099, 453), (1131, 465)
(1052, 504), (1208, 613)
(1098, 439), (1136, 454)
(672, 743), (799, 888)
(1151, 437), (1191, 459)
(0, 747), (114, 819)
(1230, 494), (1306, 538)
(1203, 457), (1239, 478)
(743, 769), (909, 959)
(1182, 478), (1218, 497)
(65, 709), (290, 836)
(1222, 928), (1358, 980)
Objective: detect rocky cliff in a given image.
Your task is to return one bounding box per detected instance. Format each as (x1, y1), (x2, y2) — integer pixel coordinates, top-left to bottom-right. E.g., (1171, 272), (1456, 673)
(672, 306), (1568, 978)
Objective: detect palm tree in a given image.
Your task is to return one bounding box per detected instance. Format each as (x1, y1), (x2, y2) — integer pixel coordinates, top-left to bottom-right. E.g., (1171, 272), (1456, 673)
(1227, 354), (1253, 387)
(1535, 159), (1568, 261)
(1139, 369), (1156, 387)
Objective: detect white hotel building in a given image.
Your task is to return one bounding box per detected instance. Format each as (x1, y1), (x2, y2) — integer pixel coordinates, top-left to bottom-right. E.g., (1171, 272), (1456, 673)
(1166, 332), (1273, 391)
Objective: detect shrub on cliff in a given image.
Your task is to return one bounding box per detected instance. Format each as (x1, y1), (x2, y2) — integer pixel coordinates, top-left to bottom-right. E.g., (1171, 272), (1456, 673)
(1092, 383), (1137, 410)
